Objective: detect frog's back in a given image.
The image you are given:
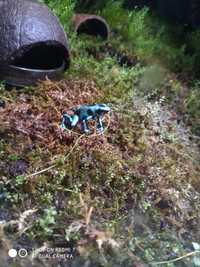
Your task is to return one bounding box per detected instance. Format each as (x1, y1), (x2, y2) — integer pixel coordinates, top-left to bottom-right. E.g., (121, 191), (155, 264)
(75, 105), (95, 121)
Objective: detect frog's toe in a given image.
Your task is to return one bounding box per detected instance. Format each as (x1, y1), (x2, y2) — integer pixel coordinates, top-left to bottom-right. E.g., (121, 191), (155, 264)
(82, 128), (91, 135)
(97, 127), (104, 133)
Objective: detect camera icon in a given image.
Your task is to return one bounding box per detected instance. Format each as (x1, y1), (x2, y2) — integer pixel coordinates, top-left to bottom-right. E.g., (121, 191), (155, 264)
(8, 249), (17, 258)
(8, 248), (28, 258)
(18, 248), (28, 258)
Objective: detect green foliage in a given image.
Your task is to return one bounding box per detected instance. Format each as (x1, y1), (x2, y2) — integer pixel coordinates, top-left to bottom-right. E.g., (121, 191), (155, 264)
(15, 175), (25, 186)
(38, 207), (57, 236)
(102, 3), (192, 73)
(41, 0), (76, 31)
(185, 81), (200, 134)
(101, 1), (127, 31)
(101, 3), (198, 76)
(75, 0), (110, 12)
(8, 154), (19, 161)
(100, 1), (200, 134)
(68, 35), (145, 102)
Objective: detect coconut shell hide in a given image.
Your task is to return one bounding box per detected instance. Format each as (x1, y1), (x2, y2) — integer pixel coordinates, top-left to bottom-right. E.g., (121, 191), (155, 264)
(0, 0), (70, 87)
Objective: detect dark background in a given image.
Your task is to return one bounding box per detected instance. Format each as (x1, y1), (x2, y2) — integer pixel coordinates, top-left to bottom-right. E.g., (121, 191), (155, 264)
(76, 0), (200, 28)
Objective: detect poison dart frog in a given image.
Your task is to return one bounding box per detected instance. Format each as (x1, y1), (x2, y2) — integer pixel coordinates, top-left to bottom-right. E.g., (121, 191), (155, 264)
(61, 104), (111, 134)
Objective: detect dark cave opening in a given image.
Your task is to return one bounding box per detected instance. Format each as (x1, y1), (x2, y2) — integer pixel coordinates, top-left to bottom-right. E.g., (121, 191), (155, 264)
(12, 43), (68, 70)
(77, 18), (109, 39)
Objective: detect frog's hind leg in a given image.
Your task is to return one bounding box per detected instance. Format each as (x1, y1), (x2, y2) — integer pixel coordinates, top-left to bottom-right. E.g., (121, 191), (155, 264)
(97, 117), (104, 133)
(81, 120), (91, 134)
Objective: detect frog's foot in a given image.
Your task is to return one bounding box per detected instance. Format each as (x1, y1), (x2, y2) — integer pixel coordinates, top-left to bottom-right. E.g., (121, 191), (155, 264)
(97, 117), (104, 133)
(97, 126), (104, 133)
(83, 128), (92, 135)
(81, 120), (91, 135)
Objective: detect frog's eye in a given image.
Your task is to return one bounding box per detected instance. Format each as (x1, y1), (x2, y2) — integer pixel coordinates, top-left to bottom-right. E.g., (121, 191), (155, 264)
(71, 107), (77, 112)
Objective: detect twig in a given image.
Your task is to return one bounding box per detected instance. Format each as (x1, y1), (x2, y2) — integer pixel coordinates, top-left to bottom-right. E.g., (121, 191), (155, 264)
(86, 207), (94, 225)
(0, 209), (37, 233)
(0, 96), (14, 102)
(151, 251), (200, 265)
(25, 164), (57, 178)
(79, 193), (94, 225)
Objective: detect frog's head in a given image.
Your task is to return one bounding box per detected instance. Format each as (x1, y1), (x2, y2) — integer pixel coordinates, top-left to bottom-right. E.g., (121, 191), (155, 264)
(61, 113), (73, 129)
(61, 112), (79, 130)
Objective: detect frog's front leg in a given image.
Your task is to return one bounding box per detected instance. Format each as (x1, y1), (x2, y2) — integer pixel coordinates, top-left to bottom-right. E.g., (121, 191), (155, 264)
(96, 116), (104, 133)
(81, 119), (91, 134)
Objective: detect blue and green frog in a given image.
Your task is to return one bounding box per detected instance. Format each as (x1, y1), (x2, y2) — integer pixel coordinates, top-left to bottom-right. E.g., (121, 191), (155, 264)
(61, 104), (111, 134)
